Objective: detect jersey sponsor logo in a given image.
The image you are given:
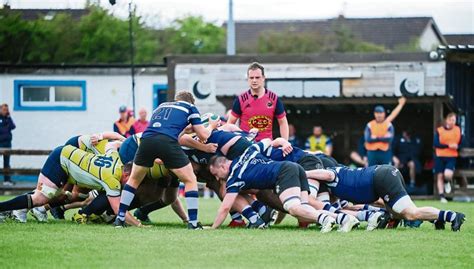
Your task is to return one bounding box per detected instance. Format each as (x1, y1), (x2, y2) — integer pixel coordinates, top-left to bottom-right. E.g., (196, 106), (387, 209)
(248, 115), (271, 131)
(153, 122), (162, 128)
(267, 101), (273, 108)
(391, 168), (398, 177)
(384, 194), (390, 203)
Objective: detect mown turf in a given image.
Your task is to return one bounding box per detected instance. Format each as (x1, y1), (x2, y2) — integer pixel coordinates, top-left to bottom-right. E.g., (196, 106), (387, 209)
(0, 197), (472, 269)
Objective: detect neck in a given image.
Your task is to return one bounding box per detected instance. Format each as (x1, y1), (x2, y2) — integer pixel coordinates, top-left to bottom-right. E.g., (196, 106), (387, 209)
(250, 88), (264, 97)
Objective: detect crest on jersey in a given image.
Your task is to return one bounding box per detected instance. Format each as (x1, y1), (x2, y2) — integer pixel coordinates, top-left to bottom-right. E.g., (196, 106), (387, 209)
(267, 101), (273, 108)
(248, 115), (271, 131)
(391, 169), (398, 177)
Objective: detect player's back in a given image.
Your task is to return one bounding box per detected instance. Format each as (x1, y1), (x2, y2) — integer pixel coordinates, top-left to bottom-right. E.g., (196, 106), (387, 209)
(143, 101), (199, 140)
(60, 145), (122, 196)
(327, 166), (377, 204)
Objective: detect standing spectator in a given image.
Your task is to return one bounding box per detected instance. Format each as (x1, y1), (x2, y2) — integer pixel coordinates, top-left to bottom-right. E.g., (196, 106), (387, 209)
(131, 108), (149, 134)
(114, 105), (135, 138)
(288, 124), (301, 148)
(434, 113), (463, 203)
(364, 97), (406, 166)
(305, 125), (333, 156)
(393, 129), (423, 187)
(227, 62), (289, 141)
(0, 104), (15, 185)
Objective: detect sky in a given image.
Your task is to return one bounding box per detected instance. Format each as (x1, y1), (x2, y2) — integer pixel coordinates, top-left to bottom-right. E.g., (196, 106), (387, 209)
(3, 0), (474, 33)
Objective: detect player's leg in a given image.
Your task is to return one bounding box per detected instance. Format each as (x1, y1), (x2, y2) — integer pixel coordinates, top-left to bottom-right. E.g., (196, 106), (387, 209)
(407, 160), (416, 187)
(170, 163), (201, 228)
(233, 194), (266, 228)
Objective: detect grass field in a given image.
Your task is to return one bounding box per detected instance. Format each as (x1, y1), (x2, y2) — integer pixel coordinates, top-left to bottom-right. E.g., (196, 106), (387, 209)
(0, 197), (473, 269)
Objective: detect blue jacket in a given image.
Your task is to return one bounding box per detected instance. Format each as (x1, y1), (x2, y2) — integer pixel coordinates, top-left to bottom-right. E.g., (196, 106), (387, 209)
(0, 115), (16, 145)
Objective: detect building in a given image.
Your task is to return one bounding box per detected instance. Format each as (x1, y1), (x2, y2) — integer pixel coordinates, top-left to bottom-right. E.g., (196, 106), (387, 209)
(0, 63), (167, 168)
(225, 17), (446, 52)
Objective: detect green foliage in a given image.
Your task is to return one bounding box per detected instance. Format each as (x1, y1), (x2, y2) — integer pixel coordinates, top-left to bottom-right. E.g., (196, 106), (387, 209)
(0, 198), (473, 268)
(394, 37), (422, 52)
(258, 29), (327, 54)
(330, 24), (386, 53)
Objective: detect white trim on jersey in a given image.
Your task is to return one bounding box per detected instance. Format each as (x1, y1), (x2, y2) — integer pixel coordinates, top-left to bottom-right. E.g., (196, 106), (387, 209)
(160, 104), (189, 113)
(238, 151), (258, 179)
(187, 113), (200, 121)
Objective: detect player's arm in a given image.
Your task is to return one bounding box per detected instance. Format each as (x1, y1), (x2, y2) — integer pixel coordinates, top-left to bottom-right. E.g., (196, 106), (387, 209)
(275, 98), (289, 139)
(178, 133), (217, 153)
(211, 192), (238, 229)
(271, 137), (293, 156)
(171, 199), (188, 223)
(219, 123), (242, 132)
(227, 97), (242, 124)
(385, 97), (407, 123)
(100, 131), (126, 142)
(107, 195), (142, 227)
(305, 169), (336, 182)
(105, 141), (122, 153)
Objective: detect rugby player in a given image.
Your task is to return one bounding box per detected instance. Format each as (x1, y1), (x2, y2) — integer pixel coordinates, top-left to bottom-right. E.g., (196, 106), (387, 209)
(114, 90), (214, 229)
(307, 165), (466, 231)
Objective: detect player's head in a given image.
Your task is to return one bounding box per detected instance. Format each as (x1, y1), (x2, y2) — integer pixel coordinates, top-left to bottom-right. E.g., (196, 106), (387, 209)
(121, 162), (133, 184)
(175, 90), (196, 104)
(373, 105), (386, 122)
(209, 156), (230, 180)
(445, 112), (457, 128)
(247, 62), (265, 92)
(312, 125), (323, 136)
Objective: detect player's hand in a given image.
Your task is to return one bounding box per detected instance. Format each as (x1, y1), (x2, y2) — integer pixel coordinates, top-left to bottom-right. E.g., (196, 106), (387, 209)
(202, 225), (212, 230)
(137, 223), (151, 228)
(90, 134), (100, 145)
(154, 158), (164, 165)
(204, 143), (218, 153)
(398, 96), (407, 105)
(208, 117), (220, 129)
(281, 142), (293, 156)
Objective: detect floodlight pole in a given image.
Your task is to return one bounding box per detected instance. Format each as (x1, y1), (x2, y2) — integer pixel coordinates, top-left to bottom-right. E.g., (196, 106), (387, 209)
(226, 0), (236, 55)
(129, 0), (136, 117)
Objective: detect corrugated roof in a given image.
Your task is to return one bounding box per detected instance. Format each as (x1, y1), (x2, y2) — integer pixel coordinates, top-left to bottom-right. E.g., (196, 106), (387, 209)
(224, 17), (444, 52)
(444, 34), (474, 45)
(2, 7), (89, 21)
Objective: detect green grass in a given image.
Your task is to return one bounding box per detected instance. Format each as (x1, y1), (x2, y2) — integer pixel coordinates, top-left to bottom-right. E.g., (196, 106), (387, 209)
(0, 197), (473, 269)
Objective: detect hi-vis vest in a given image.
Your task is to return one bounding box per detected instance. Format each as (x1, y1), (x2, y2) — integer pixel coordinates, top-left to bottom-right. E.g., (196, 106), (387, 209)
(365, 120), (390, 151)
(115, 118), (135, 136)
(308, 135), (329, 152)
(435, 126), (461, 157)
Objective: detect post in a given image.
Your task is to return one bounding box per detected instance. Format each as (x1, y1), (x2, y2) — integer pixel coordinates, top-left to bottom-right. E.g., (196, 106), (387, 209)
(129, 0), (136, 117)
(226, 0), (236, 55)
(432, 99), (444, 196)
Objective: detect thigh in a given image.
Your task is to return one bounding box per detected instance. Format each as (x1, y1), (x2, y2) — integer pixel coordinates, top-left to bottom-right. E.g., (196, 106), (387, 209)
(445, 158), (456, 172)
(373, 165), (408, 208)
(275, 162), (300, 195)
(433, 157), (445, 174)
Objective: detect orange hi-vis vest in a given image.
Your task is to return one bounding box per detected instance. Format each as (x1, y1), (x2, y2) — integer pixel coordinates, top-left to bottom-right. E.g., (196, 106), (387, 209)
(435, 126), (461, 157)
(365, 120), (390, 151)
(115, 117), (135, 136)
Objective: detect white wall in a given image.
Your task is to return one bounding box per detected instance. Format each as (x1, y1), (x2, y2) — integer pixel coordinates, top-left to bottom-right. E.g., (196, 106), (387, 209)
(0, 73), (167, 168)
(419, 24), (443, 51)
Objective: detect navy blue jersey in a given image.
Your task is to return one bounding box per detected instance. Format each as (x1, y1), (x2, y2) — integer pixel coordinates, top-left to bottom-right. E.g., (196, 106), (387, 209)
(263, 145), (306, 163)
(226, 143), (283, 193)
(143, 101), (202, 140)
(207, 130), (239, 155)
(325, 166), (377, 204)
(119, 134), (139, 164)
(184, 148), (213, 165)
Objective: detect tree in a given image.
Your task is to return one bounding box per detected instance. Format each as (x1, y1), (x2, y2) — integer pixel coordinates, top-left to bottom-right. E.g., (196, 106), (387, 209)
(258, 29), (327, 54)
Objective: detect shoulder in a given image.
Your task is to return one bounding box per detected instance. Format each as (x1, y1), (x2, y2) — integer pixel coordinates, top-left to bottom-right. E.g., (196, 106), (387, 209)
(265, 89), (279, 101)
(238, 90), (251, 102)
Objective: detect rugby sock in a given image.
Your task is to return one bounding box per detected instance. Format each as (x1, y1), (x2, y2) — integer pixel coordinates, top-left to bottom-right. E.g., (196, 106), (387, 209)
(356, 210), (373, 221)
(82, 193), (110, 216)
(339, 200), (349, 208)
(117, 184), (136, 221)
(185, 191), (199, 226)
(322, 202), (339, 213)
(251, 200), (267, 216)
(335, 213), (349, 225)
(241, 206), (258, 224)
(140, 199), (167, 215)
(230, 211), (243, 222)
(0, 194), (32, 211)
(317, 213), (329, 225)
(438, 210), (457, 223)
(363, 204), (383, 212)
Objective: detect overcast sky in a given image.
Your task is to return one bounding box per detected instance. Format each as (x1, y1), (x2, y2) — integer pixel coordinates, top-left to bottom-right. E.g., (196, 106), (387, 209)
(4, 0), (474, 33)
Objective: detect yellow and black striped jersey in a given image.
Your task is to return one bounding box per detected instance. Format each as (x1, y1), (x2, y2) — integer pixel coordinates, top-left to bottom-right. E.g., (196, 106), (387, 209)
(60, 145), (122, 197)
(78, 135), (109, 155)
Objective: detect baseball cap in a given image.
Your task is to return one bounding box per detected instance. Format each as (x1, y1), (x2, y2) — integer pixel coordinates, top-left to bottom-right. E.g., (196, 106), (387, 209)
(119, 105), (127, 113)
(374, 105), (385, 113)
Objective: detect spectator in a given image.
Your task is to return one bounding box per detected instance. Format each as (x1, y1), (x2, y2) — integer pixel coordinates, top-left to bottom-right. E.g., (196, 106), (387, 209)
(305, 125), (333, 156)
(434, 112), (463, 203)
(393, 129), (422, 187)
(288, 124), (302, 148)
(132, 108), (149, 134)
(364, 97), (406, 166)
(113, 105), (135, 138)
(227, 62), (289, 141)
(0, 103), (15, 185)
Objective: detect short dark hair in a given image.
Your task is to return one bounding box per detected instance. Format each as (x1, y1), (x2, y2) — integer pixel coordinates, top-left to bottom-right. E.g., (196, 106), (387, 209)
(175, 90), (195, 104)
(247, 62), (265, 77)
(209, 155), (227, 168)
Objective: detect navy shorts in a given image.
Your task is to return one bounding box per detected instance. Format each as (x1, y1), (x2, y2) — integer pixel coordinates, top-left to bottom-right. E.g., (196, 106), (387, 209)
(64, 135), (80, 148)
(40, 146), (68, 187)
(434, 156), (456, 173)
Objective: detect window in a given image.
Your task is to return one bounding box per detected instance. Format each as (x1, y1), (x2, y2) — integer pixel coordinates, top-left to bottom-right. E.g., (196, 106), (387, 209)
(14, 80), (86, 111)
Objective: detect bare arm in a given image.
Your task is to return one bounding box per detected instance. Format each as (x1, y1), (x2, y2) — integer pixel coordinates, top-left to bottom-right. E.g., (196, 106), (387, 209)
(100, 132), (126, 142)
(178, 134), (217, 153)
(107, 196), (141, 227)
(305, 169), (336, 182)
(227, 113), (238, 125)
(171, 198), (188, 223)
(211, 193), (238, 229)
(193, 124), (211, 142)
(105, 141), (122, 153)
(219, 123), (242, 132)
(271, 137), (293, 156)
(386, 97), (407, 123)
(277, 116), (289, 140)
